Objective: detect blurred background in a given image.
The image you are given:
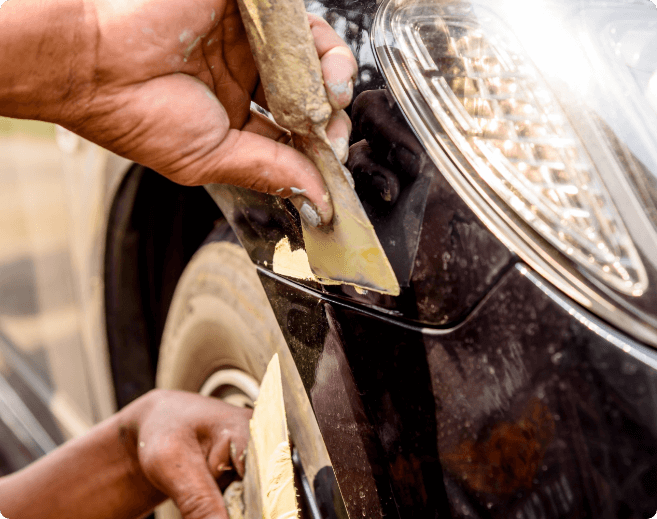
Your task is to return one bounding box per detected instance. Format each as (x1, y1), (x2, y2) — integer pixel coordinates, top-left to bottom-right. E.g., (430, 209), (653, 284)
(0, 118), (102, 474)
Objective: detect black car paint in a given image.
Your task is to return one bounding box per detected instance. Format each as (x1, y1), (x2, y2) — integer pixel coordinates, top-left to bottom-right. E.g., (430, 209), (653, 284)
(209, 0), (657, 516)
(259, 263), (657, 518)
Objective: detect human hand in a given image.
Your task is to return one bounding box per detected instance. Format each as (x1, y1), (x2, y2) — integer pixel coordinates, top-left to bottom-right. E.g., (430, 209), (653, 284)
(0, 388), (252, 519)
(57, 0), (356, 224)
(124, 389), (252, 519)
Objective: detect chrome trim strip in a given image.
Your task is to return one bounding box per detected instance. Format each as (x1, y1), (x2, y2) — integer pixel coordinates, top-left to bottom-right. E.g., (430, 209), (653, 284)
(517, 264), (657, 371)
(0, 333), (59, 457)
(0, 372), (57, 458)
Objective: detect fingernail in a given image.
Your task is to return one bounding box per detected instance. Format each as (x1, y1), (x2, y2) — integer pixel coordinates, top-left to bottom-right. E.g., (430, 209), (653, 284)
(299, 201), (321, 227)
(328, 79), (354, 108)
(344, 80), (354, 106)
(346, 79), (354, 100)
(292, 196), (322, 227)
(331, 137), (349, 164)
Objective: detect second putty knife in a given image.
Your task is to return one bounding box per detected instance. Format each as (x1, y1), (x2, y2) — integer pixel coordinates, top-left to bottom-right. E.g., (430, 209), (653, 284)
(235, 0), (400, 296)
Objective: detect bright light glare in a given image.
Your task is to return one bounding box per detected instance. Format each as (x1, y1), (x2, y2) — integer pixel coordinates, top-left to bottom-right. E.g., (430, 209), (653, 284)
(494, 0), (593, 96)
(388, 2), (647, 294)
(647, 71), (657, 114)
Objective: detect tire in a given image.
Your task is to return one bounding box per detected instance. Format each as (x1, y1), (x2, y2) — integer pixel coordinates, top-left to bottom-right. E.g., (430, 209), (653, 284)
(153, 238), (330, 519)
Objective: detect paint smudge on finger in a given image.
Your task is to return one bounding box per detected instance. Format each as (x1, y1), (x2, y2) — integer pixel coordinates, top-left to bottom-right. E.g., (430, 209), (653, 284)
(183, 35), (203, 60)
(179, 29), (194, 43)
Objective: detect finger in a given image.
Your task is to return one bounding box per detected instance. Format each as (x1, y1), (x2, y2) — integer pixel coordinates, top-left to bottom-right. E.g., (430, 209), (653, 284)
(140, 437), (229, 519)
(206, 434), (233, 479)
(204, 11), (259, 128)
(308, 13), (358, 110)
(326, 109), (352, 163)
(203, 402), (250, 479)
(229, 439), (248, 478)
(172, 468), (229, 519)
(77, 72), (333, 226)
(174, 129), (333, 226)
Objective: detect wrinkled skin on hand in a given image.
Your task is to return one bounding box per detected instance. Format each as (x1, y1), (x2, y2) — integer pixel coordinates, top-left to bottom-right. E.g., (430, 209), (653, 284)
(126, 390), (252, 519)
(0, 388), (252, 519)
(62, 2), (356, 222)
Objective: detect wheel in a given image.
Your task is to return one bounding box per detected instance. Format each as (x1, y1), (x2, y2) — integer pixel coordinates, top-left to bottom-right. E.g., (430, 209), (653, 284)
(153, 235), (330, 519)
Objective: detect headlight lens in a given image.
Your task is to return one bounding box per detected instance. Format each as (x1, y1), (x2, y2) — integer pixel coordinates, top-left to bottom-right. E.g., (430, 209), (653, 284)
(373, 0), (657, 343)
(391, 3), (649, 295)
(373, 0), (657, 297)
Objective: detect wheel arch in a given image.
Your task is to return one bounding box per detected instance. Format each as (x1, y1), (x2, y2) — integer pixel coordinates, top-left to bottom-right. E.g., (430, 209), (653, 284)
(103, 164), (224, 409)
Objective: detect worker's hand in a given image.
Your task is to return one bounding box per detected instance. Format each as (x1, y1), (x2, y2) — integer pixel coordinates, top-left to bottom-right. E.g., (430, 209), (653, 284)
(59, 0), (356, 225)
(126, 389), (252, 519)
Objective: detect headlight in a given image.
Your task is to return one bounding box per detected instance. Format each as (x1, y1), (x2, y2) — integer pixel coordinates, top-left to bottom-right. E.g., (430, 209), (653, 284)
(373, 0), (657, 345)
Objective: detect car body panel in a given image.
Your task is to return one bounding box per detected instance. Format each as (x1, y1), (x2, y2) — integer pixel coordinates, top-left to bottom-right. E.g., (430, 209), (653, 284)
(258, 263), (657, 518)
(1, 0), (657, 517)
(206, 0), (657, 515)
(205, 153), (514, 328)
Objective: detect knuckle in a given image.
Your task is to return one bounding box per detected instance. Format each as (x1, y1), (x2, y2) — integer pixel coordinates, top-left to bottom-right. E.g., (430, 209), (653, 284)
(140, 436), (186, 475)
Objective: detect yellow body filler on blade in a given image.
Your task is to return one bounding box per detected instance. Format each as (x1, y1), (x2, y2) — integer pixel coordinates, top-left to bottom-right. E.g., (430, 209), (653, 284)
(235, 0), (400, 296)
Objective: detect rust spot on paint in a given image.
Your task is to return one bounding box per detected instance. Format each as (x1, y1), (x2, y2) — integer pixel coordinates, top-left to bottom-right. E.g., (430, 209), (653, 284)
(442, 398), (555, 495)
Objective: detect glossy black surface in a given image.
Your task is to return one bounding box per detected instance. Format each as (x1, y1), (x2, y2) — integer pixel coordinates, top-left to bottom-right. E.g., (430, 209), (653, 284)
(259, 265), (657, 519)
(207, 0), (657, 516)
(210, 90), (513, 326)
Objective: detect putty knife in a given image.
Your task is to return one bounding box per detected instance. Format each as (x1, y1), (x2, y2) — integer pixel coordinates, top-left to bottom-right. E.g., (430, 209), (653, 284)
(241, 354), (298, 519)
(235, 0), (401, 296)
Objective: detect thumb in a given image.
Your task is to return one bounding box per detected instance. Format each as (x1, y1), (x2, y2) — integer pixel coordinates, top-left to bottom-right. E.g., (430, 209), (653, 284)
(172, 126), (334, 226)
(159, 454), (230, 519)
(71, 73), (334, 226)
(139, 438), (230, 519)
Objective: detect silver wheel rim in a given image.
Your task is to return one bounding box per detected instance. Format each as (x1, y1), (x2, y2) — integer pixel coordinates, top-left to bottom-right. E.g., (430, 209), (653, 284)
(199, 368), (259, 408)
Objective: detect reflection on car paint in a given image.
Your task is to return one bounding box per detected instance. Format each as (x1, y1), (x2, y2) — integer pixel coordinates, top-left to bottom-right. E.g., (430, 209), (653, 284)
(512, 473), (575, 519)
(256, 262), (657, 518)
(208, 1), (657, 516)
(207, 88), (515, 327)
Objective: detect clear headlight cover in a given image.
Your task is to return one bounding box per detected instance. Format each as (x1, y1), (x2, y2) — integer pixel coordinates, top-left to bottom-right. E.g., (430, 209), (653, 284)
(373, 0), (657, 342)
